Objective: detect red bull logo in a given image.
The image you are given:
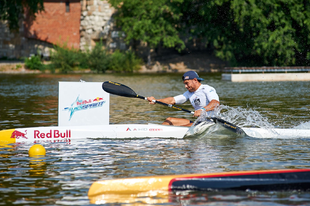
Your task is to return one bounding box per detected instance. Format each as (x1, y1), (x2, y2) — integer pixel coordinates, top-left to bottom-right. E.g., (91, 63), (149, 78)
(64, 95), (106, 120)
(11, 130), (28, 139)
(34, 130), (71, 139)
(93, 97), (104, 102)
(76, 97), (104, 105)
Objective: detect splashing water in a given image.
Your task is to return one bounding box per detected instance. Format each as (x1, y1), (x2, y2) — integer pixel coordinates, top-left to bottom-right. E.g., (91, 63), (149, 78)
(185, 111), (217, 137)
(185, 105), (308, 138)
(192, 105), (275, 129)
(216, 105), (275, 129)
(294, 121), (310, 129)
(193, 110), (216, 125)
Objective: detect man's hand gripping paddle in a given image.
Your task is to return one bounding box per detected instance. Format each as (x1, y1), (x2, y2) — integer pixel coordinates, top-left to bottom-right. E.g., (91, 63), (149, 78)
(102, 81), (245, 135)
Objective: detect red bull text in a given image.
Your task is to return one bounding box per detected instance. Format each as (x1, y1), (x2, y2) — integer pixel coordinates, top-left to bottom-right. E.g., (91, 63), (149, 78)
(34, 130), (71, 139)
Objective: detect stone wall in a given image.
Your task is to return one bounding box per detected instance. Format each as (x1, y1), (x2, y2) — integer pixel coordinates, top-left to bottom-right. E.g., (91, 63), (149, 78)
(80, 0), (126, 52)
(0, 21), (53, 59)
(0, 21), (21, 59)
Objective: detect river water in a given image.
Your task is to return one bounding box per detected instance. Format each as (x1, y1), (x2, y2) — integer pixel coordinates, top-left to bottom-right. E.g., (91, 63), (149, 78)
(0, 73), (310, 205)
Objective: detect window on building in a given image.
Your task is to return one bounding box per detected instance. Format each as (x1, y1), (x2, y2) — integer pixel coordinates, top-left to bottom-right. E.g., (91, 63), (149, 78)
(120, 43), (126, 50)
(109, 42), (117, 49)
(111, 31), (119, 38)
(66, 1), (70, 12)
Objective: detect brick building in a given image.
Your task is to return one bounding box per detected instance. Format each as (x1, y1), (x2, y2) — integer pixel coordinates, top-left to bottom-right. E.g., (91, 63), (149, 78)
(25, 0), (81, 49)
(0, 0), (121, 59)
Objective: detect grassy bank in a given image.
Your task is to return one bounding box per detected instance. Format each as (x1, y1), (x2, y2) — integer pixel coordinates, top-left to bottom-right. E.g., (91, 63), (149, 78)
(23, 41), (143, 73)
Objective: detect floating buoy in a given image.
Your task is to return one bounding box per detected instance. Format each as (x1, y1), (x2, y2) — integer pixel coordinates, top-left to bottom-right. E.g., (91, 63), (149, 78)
(29, 144), (46, 157)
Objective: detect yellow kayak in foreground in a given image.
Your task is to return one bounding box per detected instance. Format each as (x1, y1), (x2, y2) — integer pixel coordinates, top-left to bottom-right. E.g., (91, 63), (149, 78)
(88, 169), (310, 204)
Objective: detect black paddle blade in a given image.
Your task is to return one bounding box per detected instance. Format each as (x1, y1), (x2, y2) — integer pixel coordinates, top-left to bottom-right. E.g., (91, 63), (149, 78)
(213, 118), (246, 136)
(102, 81), (138, 98)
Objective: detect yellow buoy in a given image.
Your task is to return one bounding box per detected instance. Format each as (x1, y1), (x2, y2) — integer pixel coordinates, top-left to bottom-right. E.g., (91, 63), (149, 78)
(29, 144), (46, 157)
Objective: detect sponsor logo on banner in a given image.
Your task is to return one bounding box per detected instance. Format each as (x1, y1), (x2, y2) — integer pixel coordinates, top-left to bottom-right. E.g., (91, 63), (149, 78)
(63, 95), (106, 120)
(34, 130), (71, 139)
(149, 128), (163, 131)
(126, 128), (162, 132)
(11, 130), (28, 139)
(127, 128), (148, 131)
(34, 139), (71, 144)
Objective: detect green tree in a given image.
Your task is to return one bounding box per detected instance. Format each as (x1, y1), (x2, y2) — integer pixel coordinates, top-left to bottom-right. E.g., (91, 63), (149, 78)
(0, 0), (44, 31)
(24, 55), (43, 70)
(108, 50), (142, 72)
(86, 40), (110, 73)
(111, 0), (310, 66)
(50, 43), (82, 73)
(109, 0), (185, 64)
(180, 0), (310, 66)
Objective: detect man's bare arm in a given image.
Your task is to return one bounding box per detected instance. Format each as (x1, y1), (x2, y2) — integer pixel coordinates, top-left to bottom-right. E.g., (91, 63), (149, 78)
(204, 99), (220, 111)
(147, 96), (176, 105)
(193, 99), (220, 117)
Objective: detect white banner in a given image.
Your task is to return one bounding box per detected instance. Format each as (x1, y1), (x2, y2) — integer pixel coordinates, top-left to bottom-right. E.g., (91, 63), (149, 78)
(58, 82), (109, 126)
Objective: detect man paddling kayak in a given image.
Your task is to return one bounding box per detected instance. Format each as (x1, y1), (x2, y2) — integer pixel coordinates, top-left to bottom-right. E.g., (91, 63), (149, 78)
(147, 71), (220, 126)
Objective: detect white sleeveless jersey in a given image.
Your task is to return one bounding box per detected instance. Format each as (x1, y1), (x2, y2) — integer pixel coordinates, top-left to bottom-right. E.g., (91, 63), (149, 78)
(174, 84), (219, 111)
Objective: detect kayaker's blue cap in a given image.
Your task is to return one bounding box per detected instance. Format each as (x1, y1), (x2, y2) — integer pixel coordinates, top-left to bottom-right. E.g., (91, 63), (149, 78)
(182, 71), (204, 81)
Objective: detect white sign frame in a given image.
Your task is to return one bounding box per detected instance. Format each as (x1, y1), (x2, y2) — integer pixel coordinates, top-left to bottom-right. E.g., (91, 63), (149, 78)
(58, 82), (109, 126)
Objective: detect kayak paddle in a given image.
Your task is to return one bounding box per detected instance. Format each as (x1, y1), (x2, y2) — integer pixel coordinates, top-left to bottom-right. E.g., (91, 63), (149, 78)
(102, 81), (245, 135)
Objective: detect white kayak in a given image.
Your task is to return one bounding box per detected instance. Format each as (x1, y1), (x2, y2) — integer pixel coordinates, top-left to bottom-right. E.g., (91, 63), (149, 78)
(242, 127), (310, 138)
(1, 121), (309, 144)
(0, 124), (186, 144)
(3, 82), (309, 144)
(0, 122), (217, 144)
(184, 121), (216, 137)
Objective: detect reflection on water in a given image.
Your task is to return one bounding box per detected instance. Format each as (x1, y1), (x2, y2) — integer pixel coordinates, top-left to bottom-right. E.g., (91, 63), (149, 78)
(0, 73), (310, 205)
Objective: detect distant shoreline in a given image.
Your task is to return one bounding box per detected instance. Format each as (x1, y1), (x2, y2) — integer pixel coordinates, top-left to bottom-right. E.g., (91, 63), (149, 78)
(0, 61), (221, 74)
(2, 61), (310, 74)
(0, 51), (229, 74)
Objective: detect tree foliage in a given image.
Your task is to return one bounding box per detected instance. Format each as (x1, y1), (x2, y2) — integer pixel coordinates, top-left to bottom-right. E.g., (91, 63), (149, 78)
(182, 0), (310, 66)
(50, 43), (82, 73)
(110, 0), (310, 66)
(48, 42), (142, 73)
(109, 0), (185, 51)
(109, 50), (143, 72)
(85, 40), (110, 73)
(0, 0), (44, 31)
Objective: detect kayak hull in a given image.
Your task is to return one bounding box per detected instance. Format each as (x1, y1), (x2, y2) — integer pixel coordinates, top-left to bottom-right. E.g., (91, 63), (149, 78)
(88, 169), (310, 203)
(243, 128), (310, 138)
(0, 124), (190, 144)
(2, 122), (309, 144)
